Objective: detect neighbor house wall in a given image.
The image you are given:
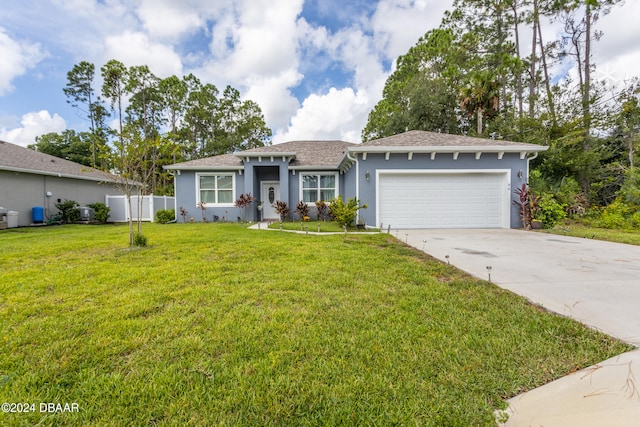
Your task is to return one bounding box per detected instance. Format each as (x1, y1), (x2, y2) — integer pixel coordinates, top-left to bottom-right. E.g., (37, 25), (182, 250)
(0, 170), (122, 227)
(354, 152), (530, 228)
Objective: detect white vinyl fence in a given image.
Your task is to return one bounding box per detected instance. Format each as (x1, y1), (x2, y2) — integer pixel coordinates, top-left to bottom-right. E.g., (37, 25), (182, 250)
(105, 195), (175, 222)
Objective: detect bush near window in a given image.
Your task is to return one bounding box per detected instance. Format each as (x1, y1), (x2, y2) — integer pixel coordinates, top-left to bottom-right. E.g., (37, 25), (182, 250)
(329, 196), (367, 227)
(155, 209), (175, 224)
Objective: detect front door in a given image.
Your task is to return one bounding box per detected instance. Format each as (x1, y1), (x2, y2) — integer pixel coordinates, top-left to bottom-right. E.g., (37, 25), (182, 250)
(261, 182), (280, 220)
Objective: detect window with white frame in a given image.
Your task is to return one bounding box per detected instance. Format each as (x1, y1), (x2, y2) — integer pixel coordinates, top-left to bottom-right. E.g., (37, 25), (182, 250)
(197, 174), (234, 206)
(301, 173), (338, 203)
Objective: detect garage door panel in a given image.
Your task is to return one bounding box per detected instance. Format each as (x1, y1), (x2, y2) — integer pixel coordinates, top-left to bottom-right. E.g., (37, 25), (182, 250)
(378, 172), (507, 229)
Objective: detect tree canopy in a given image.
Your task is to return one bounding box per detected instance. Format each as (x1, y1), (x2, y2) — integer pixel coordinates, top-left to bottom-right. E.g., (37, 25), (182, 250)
(31, 60), (272, 196)
(363, 0), (637, 208)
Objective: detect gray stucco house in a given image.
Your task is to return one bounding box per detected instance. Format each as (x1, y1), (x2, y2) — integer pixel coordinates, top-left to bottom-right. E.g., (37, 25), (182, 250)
(0, 139), (126, 227)
(164, 130), (547, 229)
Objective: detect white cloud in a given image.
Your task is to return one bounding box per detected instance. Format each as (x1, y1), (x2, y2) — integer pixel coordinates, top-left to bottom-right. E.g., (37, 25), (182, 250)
(0, 27), (45, 96)
(371, 0), (450, 60)
(273, 87), (370, 143)
(0, 110), (66, 147)
(244, 69), (303, 131)
(102, 31), (183, 77)
(136, 0), (205, 41)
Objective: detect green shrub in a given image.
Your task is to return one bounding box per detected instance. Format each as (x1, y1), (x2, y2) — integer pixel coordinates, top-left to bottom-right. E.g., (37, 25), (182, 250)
(87, 202), (110, 224)
(595, 198), (638, 229)
(329, 196), (367, 227)
(55, 199), (81, 223)
(133, 232), (148, 247)
(155, 209), (175, 224)
(535, 194), (566, 229)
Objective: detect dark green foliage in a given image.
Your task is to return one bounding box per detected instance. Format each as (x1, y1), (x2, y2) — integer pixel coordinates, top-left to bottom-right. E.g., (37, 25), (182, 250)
(155, 209), (175, 224)
(55, 199), (81, 223)
(133, 232), (148, 247)
(329, 196), (367, 227)
(87, 202), (110, 224)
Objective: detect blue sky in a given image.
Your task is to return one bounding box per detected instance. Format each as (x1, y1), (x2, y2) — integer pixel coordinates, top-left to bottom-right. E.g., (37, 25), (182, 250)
(0, 0), (638, 147)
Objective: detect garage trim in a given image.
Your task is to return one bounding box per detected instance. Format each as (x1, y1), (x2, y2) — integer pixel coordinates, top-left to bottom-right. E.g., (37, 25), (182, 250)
(376, 169), (512, 229)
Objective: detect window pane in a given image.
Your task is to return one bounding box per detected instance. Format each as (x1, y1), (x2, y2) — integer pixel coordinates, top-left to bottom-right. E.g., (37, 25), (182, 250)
(320, 189), (335, 201)
(218, 189), (233, 204)
(201, 190), (216, 203)
(303, 189), (317, 203)
(200, 176), (216, 189)
(320, 175), (335, 188)
(303, 175), (318, 189)
(217, 175), (233, 189)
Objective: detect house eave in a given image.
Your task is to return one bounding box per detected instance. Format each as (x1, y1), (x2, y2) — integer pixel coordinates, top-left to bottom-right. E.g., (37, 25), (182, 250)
(163, 165), (244, 171)
(348, 145), (548, 154)
(0, 165), (118, 183)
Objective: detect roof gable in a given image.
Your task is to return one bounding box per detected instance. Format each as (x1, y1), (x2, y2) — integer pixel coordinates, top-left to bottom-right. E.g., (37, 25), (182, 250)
(0, 140), (119, 182)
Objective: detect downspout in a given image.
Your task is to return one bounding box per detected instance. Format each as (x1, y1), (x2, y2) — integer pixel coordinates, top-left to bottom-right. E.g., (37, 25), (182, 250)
(346, 151), (360, 223)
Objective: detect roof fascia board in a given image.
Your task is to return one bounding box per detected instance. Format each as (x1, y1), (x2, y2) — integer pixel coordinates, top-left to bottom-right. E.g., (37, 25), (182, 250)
(0, 165), (117, 183)
(349, 145), (548, 154)
(163, 165), (243, 171)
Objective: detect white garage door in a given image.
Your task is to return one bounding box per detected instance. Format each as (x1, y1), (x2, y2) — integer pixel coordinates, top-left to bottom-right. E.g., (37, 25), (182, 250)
(378, 171), (509, 229)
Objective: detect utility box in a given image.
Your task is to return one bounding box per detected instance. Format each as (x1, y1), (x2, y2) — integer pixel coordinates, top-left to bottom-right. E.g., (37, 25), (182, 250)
(0, 207), (6, 230)
(7, 211), (18, 228)
(79, 207), (95, 221)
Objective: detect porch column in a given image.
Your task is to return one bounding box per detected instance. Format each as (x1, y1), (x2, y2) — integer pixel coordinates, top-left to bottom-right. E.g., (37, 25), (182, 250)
(279, 164), (289, 204)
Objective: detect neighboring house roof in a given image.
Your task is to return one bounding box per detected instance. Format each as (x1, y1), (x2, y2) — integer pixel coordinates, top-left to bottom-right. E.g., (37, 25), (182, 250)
(351, 130), (548, 157)
(164, 140), (356, 171)
(0, 139), (119, 183)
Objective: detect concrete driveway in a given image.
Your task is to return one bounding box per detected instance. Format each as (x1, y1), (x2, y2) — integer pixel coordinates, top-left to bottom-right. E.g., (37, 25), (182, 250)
(399, 229), (640, 426)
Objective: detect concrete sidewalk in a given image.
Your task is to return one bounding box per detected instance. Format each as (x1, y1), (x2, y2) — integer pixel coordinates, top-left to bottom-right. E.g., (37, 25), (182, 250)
(399, 229), (640, 427)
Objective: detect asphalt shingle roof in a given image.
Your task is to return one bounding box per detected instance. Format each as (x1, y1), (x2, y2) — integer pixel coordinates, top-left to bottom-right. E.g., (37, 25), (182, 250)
(359, 130), (544, 149)
(0, 140), (119, 182)
(165, 140), (356, 169)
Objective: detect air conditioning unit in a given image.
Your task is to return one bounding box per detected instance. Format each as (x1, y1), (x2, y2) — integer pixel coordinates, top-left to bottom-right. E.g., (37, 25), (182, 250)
(79, 207), (95, 221)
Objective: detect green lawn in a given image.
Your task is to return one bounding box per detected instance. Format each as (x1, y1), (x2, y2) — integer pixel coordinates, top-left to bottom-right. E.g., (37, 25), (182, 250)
(267, 220), (377, 233)
(0, 224), (631, 426)
(547, 221), (640, 246)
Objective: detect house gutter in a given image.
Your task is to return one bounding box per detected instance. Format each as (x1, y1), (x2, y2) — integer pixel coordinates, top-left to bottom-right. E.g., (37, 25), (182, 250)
(345, 151), (360, 220)
(0, 165), (116, 183)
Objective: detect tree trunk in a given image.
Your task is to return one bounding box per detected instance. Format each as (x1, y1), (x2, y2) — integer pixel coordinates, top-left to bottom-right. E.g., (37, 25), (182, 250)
(512, 1), (524, 120)
(536, 8), (556, 128)
(477, 106), (483, 135)
(127, 194), (134, 246)
(583, 2), (592, 149)
(529, 0), (538, 118)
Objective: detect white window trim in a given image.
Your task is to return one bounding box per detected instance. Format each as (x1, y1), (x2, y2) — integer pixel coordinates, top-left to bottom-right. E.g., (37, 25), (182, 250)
(299, 172), (339, 204)
(195, 172), (236, 207)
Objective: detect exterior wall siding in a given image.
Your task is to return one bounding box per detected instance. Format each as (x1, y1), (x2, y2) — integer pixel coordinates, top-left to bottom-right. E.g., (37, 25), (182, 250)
(354, 152), (529, 228)
(0, 170), (123, 227)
